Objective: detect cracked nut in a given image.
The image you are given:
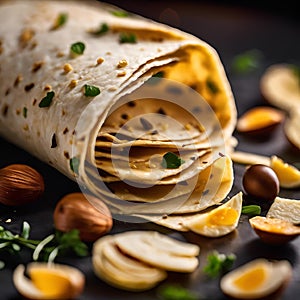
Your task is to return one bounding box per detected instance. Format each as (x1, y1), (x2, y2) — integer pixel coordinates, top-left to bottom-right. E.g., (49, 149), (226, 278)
(54, 193), (113, 242)
(0, 164), (44, 206)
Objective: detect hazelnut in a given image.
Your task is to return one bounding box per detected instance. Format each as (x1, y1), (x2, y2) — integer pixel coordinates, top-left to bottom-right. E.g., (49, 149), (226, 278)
(53, 193), (113, 242)
(242, 164), (280, 202)
(0, 164), (44, 206)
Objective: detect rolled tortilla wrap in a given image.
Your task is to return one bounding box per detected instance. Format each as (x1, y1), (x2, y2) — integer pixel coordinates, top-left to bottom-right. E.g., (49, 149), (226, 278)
(0, 0), (236, 218)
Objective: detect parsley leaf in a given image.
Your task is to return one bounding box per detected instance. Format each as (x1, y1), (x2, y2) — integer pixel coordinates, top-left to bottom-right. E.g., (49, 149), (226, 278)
(70, 157), (80, 174)
(23, 107), (27, 118)
(0, 223), (89, 267)
(153, 71), (164, 78)
(158, 285), (199, 300)
(231, 49), (262, 74)
(119, 33), (137, 44)
(84, 84), (101, 97)
(206, 78), (219, 94)
(203, 250), (236, 278)
(161, 152), (185, 169)
(241, 205), (261, 216)
(70, 41), (85, 55)
(52, 13), (68, 30)
(39, 91), (55, 108)
(111, 10), (129, 17)
(92, 23), (109, 35)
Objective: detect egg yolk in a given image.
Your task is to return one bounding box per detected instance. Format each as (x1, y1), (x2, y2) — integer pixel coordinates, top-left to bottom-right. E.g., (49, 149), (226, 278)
(233, 266), (266, 291)
(208, 207), (238, 226)
(29, 268), (72, 297)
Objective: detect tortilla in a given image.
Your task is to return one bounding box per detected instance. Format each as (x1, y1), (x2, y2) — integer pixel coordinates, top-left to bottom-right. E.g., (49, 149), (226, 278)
(0, 0), (237, 221)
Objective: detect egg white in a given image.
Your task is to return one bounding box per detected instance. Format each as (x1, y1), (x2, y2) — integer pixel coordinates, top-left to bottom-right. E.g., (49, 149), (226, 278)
(220, 258), (292, 299)
(183, 192), (243, 237)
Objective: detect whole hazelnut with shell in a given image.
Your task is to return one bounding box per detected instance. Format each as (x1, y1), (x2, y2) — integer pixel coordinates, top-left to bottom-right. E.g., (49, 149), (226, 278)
(0, 164), (44, 206)
(53, 193), (113, 242)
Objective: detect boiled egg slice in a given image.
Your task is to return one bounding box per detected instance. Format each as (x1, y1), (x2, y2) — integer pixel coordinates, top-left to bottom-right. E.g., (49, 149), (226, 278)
(220, 258), (292, 299)
(13, 262), (85, 299)
(183, 192), (243, 237)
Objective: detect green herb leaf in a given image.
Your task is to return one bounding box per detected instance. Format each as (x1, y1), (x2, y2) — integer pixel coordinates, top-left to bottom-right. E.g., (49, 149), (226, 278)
(84, 84), (101, 97)
(54, 229), (88, 257)
(203, 250), (236, 278)
(111, 10), (129, 17)
(0, 260), (5, 270)
(23, 107), (27, 118)
(119, 33), (137, 44)
(241, 205), (261, 216)
(92, 23), (109, 35)
(231, 49), (262, 74)
(52, 13), (68, 30)
(161, 152), (185, 169)
(206, 78), (219, 94)
(70, 41), (85, 55)
(0, 223), (88, 268)
(33, 234), (55, 261)
(21, 221), (30, 239)
(39, 91), (55, 108)
(70, 157), (80, 174)
(153, 71), (164, 78)
(158, 284), (198, 300)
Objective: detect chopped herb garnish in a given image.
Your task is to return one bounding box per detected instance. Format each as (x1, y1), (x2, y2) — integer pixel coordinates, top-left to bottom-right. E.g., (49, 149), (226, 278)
(162, 152), (185, 169)
(231, 49), (263, 74)
(157, 284), (198, 300)
(39, 91), (55, 108)
(153, 71), (164, 78)
(111, 10), (129, 17)
(0, 261), (4, 270)
(0, 222), (88, 266)
(70, 41), (85, 55)
(241, 205), (261, 216)
(92, 23), (109, 35)
(119, 33), (137, 44)
(203, 250), (236, 278)
(206, 79), (219, 94)
(23, 107), (27, 118)
(52, 13), (68, 30)
(84, 84), (101, 97)
(70, 157), (80, 174)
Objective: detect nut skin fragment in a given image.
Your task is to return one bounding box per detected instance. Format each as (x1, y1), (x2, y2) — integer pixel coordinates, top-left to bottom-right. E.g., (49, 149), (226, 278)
(53, 193), (113, 242)
(0, 164), (44, 206)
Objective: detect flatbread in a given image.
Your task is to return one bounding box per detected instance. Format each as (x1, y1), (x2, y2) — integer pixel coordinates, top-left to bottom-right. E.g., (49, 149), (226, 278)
(0, 0), (237, 222)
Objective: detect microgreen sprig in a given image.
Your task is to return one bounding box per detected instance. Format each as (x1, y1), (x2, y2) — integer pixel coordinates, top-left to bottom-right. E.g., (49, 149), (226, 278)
(0, 222), (88, 267)
(203, 250), (236, 278)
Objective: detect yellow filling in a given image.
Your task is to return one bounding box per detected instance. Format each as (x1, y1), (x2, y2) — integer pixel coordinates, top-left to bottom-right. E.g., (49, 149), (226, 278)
(29, 268), (72, 297)
(208, 207), (238, 226)
(233, 266), (266, 291)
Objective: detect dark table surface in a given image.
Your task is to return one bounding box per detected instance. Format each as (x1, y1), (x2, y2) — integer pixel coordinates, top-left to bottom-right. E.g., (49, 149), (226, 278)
(0, 1), (300, 299)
